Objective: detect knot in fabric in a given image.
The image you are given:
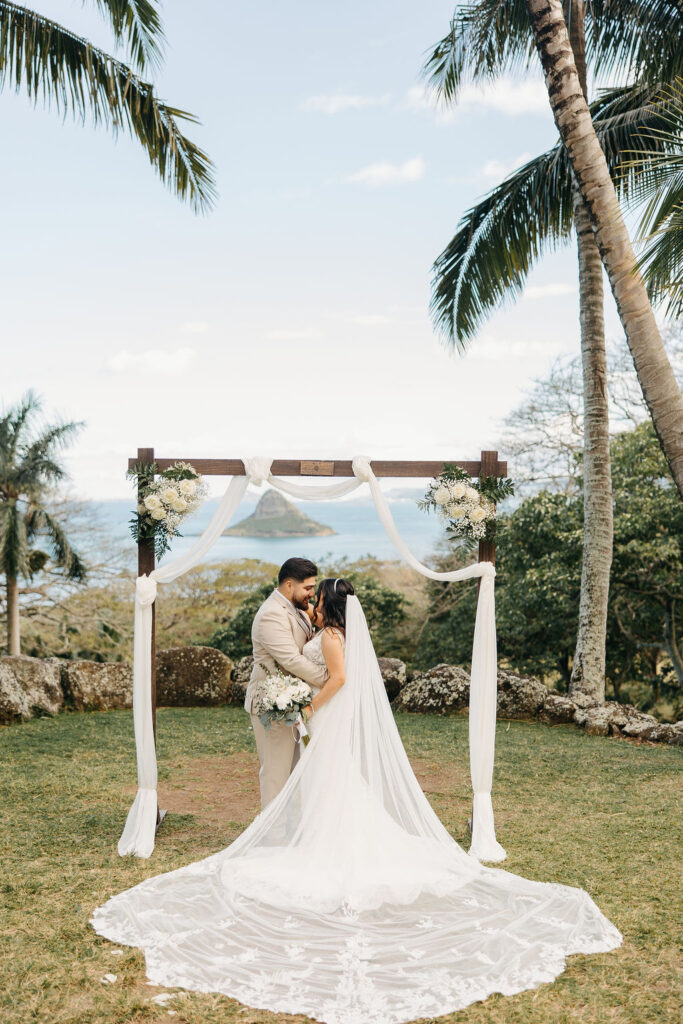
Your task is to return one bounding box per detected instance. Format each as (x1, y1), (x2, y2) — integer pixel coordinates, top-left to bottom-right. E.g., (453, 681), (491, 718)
(478, 562), (497, 580)
(243, 457), (273, 486)
(351, 455), (373, 482)
(136, 574), (158, 606)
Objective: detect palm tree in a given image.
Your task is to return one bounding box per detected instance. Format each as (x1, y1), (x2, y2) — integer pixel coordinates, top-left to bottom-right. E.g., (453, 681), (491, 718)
(0, 2), (215, 211)
(424, 0), (683, 701)
(525, 0), (683, 500)
(0, 392), (86, 655)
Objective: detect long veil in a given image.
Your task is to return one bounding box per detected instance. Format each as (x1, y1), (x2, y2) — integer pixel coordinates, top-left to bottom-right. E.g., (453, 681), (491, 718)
(91, 596), (621, 1024)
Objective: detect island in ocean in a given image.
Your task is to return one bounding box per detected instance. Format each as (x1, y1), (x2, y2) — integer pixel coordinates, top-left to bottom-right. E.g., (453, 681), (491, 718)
(224, 489), (336, 538)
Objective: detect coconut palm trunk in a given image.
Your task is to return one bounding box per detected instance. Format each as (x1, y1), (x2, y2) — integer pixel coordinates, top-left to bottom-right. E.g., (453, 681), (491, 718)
(6, 573), (20, 655)
(526, 0), (683, 500)
(565, 0), (612, 702)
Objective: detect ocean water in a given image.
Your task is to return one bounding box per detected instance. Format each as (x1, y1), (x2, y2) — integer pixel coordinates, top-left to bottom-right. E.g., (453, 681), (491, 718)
(97, 491), (448, 568)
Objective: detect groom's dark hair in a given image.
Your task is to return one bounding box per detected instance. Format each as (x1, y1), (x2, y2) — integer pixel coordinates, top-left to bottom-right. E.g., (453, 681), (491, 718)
(278, 557), (318, 584)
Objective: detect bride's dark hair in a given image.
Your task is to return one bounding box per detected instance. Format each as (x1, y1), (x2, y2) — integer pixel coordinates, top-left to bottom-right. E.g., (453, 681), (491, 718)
(315, 577), (355, 632)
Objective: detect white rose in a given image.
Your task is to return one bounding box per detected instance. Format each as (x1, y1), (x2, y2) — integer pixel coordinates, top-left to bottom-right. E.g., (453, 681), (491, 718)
(179, 479), (197, 496)
(275, 695), (290, 711)
(465, 486), (479, 503)
(161, 486), (179, 504)
(171, 497), (187, 512)
(451, 481), (467, 500)
(143, 494), (162, 511)
(470, 506), (486, 522)
(150, 508), (165, 520)
(433, 485), (451, 505)
(450, 506), (466, 519)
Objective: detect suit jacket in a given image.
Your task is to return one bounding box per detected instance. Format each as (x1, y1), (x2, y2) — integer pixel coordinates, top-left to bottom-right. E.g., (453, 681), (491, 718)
(245, 589), (328, 712)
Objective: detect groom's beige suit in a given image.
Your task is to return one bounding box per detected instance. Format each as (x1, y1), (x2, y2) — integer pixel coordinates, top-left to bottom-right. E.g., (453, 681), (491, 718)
(245, 589), (328, 808)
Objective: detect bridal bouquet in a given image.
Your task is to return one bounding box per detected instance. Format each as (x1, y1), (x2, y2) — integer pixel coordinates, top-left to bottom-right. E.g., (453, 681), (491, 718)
(252, 669), (312, 742)
(419, 464), (514, 543)
(128, 460), (208, 558)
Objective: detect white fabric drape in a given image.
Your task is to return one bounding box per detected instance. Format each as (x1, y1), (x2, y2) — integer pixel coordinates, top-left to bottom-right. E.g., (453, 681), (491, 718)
(120, 456), (504, 861)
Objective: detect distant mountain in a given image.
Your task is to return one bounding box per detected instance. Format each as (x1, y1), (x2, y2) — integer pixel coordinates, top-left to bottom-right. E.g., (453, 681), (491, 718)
(224, 489), (335, 538)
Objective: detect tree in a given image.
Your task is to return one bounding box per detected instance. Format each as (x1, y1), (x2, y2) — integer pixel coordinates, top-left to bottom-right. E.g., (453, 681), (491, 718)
(609, 422), (683, 702)
(0, 1), (215, 211)
(416, 423), (682, 717)
(524, 0), (683, 498)
(425, 0), (683, 701)
(0, 392), (86, 654)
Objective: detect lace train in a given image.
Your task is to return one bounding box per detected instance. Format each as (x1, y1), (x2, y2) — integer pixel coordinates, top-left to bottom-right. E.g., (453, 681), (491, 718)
(91, 861), (621, 1024)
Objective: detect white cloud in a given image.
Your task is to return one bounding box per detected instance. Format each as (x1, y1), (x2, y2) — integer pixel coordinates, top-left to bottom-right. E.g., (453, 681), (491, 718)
(345, 156), (426, 186)
(466, 334), (566, 361)
(181, 320), (210, 334)
(106, 347), (196, 375)
(347, 314), (393, 325)
(523, 283), (577, 300)
(480, 152), (532, 181)
(302, 93), (391, 114)
(266, 328), (322, 341)
(404, 79), (550, 122)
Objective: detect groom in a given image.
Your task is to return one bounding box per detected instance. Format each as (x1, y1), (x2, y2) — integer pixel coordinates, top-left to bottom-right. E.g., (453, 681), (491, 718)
(245, 557), (328, 809)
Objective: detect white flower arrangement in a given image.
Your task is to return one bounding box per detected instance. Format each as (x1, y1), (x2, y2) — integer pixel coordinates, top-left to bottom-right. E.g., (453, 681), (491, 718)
(419, 464), (514, 544)
(128, 460), (208, 558)
(251, 668), (312, 734)
(431, 478), (496, 540)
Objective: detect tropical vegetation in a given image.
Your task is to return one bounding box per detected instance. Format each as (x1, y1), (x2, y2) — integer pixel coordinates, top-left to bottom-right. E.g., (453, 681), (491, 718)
(0, 0), (215, 211)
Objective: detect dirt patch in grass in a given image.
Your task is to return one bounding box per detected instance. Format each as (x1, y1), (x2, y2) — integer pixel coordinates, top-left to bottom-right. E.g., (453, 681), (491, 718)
(155, 750), (261, 826)
(132, 751), (472, 832)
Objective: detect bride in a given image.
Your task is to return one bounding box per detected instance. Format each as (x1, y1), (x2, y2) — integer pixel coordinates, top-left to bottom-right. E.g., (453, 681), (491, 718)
(91, 577), (622, 1024)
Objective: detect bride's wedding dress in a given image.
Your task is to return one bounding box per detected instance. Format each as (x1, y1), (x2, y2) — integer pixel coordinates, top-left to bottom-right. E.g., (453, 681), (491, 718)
(91, 597), (622, 1024)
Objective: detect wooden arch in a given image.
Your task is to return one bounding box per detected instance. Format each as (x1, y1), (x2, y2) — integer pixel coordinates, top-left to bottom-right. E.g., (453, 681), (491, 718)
(129, 449), (506, 807)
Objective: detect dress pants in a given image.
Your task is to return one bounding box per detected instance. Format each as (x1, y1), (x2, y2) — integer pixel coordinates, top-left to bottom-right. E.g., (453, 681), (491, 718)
(250, 713), (299, 809)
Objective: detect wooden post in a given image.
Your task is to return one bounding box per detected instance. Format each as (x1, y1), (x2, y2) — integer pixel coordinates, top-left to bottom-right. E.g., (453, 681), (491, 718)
(136, 447), (161, 828)
(478, 450), (499, 567)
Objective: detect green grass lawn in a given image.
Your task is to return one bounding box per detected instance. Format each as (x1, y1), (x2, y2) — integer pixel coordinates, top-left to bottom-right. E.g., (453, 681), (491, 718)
(1, 707), (681, 1024)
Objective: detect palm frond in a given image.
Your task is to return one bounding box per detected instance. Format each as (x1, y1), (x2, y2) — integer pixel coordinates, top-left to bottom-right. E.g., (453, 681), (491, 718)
(589, 0), (683, 86)
(0, 2), (216, 212)
(0, 390), (41, 481)
(25, 506), (87, 580)
(423, 0), (534, 102)
(431, 148), (574, 345)
(0, 501), (30, 578)
(431, 82), (678, 344)
(619, 79), (683, 316)
(90, 0), (165, 73)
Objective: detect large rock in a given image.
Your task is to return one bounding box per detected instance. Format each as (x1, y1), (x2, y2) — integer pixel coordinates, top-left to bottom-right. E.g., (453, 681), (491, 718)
(156, 646), (234, 706)
(0, 655), (64, 723)
(60, 660), (132, 711)
(539, 691), (578, 725)
(496, 670), (547, 719)
(377, 657), (407, 701)
(393, 664), (470, 714)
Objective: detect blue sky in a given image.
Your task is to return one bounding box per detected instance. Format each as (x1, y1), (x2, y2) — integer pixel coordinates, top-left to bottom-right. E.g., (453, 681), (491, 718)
(2, 0), (627, 498)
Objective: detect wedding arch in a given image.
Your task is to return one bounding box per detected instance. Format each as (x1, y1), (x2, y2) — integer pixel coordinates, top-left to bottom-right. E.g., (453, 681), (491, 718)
(122, 448), (507, 862)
